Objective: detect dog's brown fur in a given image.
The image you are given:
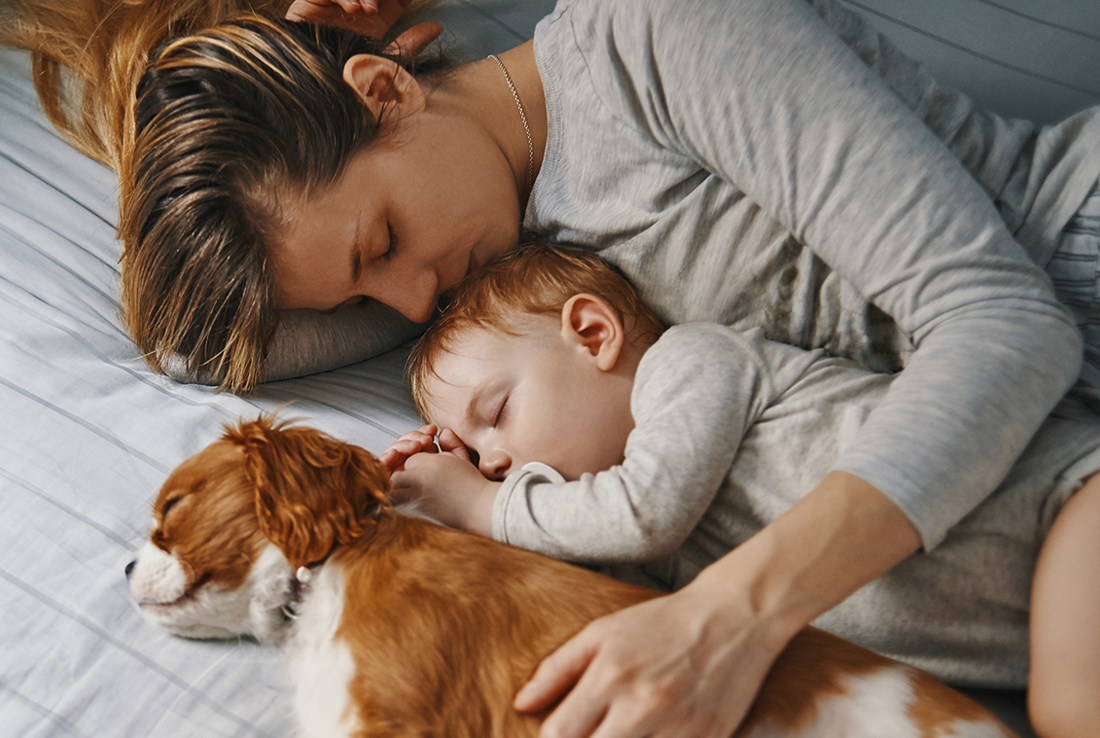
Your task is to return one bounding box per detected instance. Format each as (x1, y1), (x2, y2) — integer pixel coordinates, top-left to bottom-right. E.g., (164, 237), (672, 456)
(132, 416), (1016, 737)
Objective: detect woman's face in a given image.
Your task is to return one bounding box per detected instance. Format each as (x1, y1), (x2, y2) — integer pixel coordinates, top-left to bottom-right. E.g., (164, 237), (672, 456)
(271, 110), (521, 323)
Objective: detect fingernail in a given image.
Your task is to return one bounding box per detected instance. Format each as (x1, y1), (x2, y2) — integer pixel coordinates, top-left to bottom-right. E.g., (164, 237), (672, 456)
(515, 680), (537, 704)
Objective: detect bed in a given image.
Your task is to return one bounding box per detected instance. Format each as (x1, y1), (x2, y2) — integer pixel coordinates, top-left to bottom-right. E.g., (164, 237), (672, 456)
(1, 1), (1096, 736)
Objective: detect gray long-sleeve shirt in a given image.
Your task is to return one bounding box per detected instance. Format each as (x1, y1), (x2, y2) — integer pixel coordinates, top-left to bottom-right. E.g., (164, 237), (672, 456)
(493, 324), (1100, 686)
(526, 0), (1096, 547)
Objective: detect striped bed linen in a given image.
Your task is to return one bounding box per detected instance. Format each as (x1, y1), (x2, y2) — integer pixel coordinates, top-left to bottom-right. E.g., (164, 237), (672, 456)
(1, 1), (1094, 735)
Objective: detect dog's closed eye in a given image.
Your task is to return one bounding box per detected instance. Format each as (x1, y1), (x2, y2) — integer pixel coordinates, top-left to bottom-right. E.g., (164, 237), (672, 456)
(161, 496), (182, 520)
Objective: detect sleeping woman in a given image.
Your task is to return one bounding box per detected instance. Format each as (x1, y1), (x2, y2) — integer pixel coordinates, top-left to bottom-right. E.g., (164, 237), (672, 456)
(8, 0), (1100, 736)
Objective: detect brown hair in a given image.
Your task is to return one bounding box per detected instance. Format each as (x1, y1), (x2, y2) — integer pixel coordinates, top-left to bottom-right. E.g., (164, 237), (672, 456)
(121, 17), (411, 392)
(0, 0), (291, 171)
(4, 1), (442, 393)
(408, 240), (664, 420)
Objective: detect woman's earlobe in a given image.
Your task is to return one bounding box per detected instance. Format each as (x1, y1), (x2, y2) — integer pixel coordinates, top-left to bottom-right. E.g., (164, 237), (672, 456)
(342, 54), (426, 119)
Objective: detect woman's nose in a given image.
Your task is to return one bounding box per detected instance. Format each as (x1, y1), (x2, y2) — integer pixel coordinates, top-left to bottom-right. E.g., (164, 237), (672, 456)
(478, 449), (512, 481)
(369, 266), (437, 324)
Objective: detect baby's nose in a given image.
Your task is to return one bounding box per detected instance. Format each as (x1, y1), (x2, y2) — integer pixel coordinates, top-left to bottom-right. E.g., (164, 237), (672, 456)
(478, 451), (511, 482)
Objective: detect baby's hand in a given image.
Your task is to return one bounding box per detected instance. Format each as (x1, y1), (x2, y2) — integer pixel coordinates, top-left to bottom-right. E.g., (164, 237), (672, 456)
(379, 424), (440, 474)
(392, 452), (499, 536)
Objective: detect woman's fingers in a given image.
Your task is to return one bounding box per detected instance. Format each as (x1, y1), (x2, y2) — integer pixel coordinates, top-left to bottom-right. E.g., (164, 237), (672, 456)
(517, 585), (781, 738)
(521, 619), (656, 738)
(383, 21), (444, 56)
(374, 0), (414, 28)
(286, 0), (362, 22)
(517, 630), (608, 737)
(526, 620), (656, 738)
(378, 447), (400, 469)
(285, 0), (439, 58)
(516, 623), (603, 713)
(285, 0), (412, 39)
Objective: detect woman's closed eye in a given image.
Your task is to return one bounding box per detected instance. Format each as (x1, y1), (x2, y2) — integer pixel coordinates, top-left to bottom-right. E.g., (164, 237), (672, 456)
(384, 223), (398, 261)
(352, 224), (397, 285)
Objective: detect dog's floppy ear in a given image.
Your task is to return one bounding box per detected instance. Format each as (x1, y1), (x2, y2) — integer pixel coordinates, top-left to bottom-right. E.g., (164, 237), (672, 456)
(225, 415), (392, 571)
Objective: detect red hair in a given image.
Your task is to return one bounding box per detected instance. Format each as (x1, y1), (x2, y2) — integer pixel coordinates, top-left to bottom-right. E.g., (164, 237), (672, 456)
(408, 241), (663, 420)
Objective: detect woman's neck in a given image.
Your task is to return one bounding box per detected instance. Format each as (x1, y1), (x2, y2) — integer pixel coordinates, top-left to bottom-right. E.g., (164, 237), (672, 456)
(430, 41), (547, 206)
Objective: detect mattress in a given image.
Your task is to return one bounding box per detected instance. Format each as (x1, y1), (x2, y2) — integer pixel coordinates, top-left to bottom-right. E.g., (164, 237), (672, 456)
(1, 1), (1095, 736)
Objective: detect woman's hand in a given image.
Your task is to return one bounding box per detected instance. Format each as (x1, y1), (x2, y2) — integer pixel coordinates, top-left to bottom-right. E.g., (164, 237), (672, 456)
(285, 0), (442, 55)
(514, 577), (790, 738)
(514, 471), (923, 738)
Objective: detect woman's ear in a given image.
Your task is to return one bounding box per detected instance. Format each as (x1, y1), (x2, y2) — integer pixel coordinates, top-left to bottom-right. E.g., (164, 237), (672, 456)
(560, 294), (625, 372)
(342, 54), (426, 119)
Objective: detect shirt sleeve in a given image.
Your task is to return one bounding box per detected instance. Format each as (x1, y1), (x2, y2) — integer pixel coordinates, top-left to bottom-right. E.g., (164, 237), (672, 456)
(577, 0), (1082, 547)
(161, 301), (425, 385)
(492, 325), (815, 562)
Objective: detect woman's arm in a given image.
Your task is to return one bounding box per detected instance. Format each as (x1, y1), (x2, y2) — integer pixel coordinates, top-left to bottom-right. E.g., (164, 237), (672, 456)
(516, 472), (920, 738)
(163, 301), (425, 384)
(603, 0), (1080, 549)
(517, 1), (1080, 734)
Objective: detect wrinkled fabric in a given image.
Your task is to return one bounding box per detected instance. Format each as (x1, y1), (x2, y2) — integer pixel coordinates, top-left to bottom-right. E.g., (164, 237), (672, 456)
(527, 0), (1096, 546)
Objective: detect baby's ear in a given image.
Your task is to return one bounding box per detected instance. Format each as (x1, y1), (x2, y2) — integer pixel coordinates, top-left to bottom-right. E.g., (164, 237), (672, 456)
(227, 416), (391, 571)
(561, 294), (625, 372)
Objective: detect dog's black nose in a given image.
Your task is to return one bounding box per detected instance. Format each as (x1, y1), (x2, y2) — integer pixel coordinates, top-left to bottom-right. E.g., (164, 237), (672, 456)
(125, 560), (136, 579)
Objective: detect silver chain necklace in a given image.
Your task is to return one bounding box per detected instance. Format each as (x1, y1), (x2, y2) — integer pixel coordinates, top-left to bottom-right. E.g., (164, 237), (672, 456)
(488, 54), (535, 195)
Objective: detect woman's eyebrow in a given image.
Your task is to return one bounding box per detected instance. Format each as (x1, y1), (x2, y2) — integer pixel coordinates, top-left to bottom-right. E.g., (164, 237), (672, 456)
(464, 384), (487, 423)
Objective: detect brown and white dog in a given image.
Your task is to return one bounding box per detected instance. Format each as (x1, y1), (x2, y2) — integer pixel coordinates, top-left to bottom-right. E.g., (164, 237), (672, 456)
(127, 416), (1017, 738)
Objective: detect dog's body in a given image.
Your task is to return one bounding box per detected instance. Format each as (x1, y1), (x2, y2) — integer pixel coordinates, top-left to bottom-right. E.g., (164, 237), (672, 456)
(128, 418), (1017, 738)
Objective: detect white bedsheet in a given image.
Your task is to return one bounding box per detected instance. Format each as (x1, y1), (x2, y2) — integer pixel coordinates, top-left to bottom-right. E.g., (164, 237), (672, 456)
(0, 43), (419, 738)
(0, 2), (552, 734)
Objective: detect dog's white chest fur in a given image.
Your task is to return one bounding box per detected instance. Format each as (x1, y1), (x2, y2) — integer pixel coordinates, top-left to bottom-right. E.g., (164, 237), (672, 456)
(286, 561), (360, 738)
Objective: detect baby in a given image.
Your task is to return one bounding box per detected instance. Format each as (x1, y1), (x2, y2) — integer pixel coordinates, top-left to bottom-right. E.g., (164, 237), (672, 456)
(382, 242), (1100, 724)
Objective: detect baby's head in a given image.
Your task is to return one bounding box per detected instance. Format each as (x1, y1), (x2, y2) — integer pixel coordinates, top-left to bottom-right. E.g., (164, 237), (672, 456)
(409, 242), (663, 481)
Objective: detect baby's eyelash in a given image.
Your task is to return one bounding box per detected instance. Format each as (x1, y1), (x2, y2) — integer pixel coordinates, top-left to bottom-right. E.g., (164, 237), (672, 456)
(493, 396), (509, 427)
